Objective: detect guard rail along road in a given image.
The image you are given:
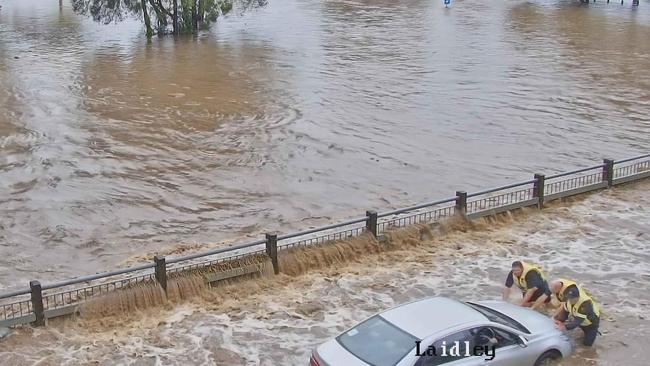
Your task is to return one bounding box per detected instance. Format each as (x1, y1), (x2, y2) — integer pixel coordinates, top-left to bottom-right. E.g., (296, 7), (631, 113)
(1, 153), (649, 328)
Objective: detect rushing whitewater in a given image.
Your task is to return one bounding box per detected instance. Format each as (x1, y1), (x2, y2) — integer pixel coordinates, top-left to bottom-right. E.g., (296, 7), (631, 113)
(0, 181), (648, 365)
(1, 0), (649, 364)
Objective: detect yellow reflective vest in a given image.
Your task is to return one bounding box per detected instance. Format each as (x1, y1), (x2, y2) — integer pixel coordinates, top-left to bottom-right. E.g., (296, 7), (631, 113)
(564, 293), (601, 327)
(555, 278), (579, 302)
(514, 262), (545, 292)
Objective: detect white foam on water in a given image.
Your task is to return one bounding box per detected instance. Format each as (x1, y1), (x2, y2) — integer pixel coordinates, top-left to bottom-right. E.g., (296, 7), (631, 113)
(1, 181), (649, 365)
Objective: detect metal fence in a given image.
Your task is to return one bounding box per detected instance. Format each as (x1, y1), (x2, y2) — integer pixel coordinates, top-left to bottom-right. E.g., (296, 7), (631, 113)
(466, 180), (537, 219)
(1, 153), (649, 328)
(276, 217), (368, 251)
(377, 198), (456, 235)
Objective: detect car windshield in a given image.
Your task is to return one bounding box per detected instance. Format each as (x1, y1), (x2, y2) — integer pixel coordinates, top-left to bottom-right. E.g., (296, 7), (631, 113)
(336, 315), (418, 366)
(466, 302), (530, 334)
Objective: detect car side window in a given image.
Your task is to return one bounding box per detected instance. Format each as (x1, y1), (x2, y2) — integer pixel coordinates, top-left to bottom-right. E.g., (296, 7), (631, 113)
(468, 326), (518, 350)
(414, 330), (471, 366)
(491, 327), (518, 348)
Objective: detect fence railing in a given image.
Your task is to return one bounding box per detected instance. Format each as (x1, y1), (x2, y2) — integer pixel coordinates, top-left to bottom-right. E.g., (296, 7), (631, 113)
(1, 153), (649, 328)
(377, 198), (457, 235)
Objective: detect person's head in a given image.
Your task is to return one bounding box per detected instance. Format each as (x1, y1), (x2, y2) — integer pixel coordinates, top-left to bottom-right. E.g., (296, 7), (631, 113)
(511, 261), (524, 277)
(550, 280), (562, 293)
(565, 287), (580, 305)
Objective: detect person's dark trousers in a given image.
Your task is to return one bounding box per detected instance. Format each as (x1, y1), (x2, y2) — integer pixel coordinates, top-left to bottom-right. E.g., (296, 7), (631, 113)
(580, 320), (599, 347)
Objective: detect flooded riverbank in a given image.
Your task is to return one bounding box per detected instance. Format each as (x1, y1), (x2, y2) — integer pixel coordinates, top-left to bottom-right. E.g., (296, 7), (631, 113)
(1, 0), (650, 289)
(0, 180), (648, 365)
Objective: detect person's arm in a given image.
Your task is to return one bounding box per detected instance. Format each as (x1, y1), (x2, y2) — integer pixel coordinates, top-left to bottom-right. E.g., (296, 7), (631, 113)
(521, 288), (537, 306)
(530, 293), (548, 310)
(502, 271), (514, 301)
(554, 307), (569, 322)
(565, 302), (596, 330)
(583, 301), (598, 325)
(502, 287), (512, 301)
(564, 317), (582, 330)
(555, 307), (579, 331)
(531, 281), (553, 310)
(550, 296), (561, 308)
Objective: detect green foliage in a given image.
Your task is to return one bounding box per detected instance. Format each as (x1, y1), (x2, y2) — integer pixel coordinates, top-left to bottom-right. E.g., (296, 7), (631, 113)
(72, 0), (259, 37)
(220, 0), (233, 14)
(72, 0), (142, 24)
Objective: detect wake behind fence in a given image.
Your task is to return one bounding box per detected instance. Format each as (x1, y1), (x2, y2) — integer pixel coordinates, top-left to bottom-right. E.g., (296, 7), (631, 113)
(1, 154), (649, 328)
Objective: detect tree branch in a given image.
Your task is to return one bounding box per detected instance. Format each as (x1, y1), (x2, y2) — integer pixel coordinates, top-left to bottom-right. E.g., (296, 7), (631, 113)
(141, 0), (153, 38)
(157, 0), (173, 17)
(147, 0), (172, 18)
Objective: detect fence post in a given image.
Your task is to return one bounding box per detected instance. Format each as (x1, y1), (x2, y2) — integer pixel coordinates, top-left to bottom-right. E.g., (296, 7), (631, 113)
(29, 281), (45, 327)
(455, 191), (467, 218)
(265, 233), (279, 275)
(366, 210), (378, 238)
(602, 159), (614, 188)
(533, 173), (546, 209)
(154, 256), (167, 294)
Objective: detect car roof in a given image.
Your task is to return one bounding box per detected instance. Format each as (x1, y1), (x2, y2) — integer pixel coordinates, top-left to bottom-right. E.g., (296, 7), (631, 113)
(379, 297), (487, 339)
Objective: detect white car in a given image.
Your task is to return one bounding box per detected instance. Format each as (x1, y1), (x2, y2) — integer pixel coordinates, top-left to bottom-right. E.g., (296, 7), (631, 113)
(310, 297), (572, 366)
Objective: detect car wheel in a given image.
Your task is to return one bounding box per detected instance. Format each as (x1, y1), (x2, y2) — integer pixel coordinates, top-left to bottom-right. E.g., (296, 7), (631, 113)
(534, 350), (562, 366)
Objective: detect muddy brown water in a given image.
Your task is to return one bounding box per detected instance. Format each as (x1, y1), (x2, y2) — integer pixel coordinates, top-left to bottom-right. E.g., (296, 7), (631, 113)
(1, 0), (649, 364)
(0, 180), (648, 365)
(1, 0), (650, 289)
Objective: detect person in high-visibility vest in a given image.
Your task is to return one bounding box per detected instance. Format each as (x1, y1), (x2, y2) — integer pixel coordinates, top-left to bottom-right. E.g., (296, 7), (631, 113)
(549, 278), (598, 315)
(549, 278), (586, 317)
(550, 278), (581, 303)
(554, 287), (601, 346)
(502, 261), (551, 310)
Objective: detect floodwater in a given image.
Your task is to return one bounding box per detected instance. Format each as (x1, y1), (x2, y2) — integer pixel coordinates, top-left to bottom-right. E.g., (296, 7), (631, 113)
(0, 175), (649, 365)
(0, 0), (649, 289)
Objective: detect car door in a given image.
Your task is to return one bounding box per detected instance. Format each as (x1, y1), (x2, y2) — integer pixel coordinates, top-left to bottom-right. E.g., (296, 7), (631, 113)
(466, 326), (531, 366)
(411, 330), (484, 366)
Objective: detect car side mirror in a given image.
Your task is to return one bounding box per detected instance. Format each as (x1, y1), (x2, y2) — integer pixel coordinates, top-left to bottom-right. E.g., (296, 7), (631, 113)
(517, 335), (529, 348)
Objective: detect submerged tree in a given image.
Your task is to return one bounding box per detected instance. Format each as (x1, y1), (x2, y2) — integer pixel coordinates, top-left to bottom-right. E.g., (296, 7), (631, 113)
(72, 0), (266, 37)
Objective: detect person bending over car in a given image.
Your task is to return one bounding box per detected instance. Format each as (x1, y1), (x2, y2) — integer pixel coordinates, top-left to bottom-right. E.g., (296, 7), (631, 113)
(549, 278), (590, 318)
(554, 287), (601, 347)
(502, 261), (551, 310)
